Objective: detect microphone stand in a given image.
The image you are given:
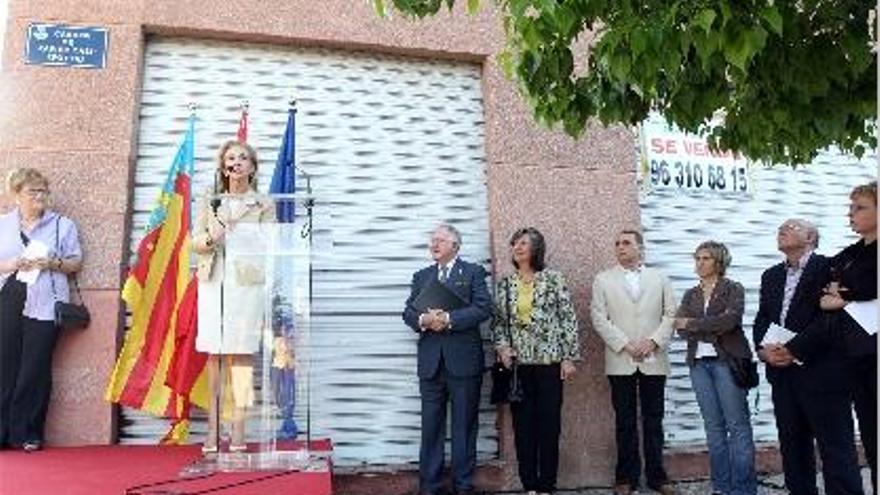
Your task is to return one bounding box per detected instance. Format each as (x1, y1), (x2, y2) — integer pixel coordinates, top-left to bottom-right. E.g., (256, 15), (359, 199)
(298, 167), (314, 456)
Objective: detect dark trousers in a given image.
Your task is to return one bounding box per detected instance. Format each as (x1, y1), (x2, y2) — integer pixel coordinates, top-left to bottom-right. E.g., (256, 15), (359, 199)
(419, 363), (481, 495)
(511, 364), (563, 494)
(0, 279), (60, 445)
(850, 355), (877, 493)
(608, 372), (669, 489)
(770, 369), (864, 495)
(0, 278), (27, 446)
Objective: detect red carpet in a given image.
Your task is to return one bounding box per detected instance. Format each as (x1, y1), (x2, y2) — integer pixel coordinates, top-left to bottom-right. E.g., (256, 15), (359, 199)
(0, 441), (332, 495)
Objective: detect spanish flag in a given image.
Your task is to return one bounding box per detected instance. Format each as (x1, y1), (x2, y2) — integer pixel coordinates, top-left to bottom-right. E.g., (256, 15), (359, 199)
(105, 116), (208, 444)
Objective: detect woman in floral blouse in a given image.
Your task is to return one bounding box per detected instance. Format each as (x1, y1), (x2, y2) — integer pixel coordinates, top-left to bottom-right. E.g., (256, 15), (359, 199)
(493, 227), (580, 495)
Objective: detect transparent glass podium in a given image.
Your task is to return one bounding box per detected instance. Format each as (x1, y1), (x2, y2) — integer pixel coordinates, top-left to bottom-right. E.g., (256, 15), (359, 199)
(183, 193), (328, 475)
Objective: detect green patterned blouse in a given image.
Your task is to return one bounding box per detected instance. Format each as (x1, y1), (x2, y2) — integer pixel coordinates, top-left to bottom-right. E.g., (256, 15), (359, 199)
(492, 269), (581, 364)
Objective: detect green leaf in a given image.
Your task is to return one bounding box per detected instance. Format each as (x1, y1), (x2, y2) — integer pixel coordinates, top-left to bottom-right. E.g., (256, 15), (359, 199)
(610, 51), (632, 81)
(760, 6), (783, 36)
(694, 31), (721, 69)
(466, 0), (480, 15)
(718, 0), (732, 26)
(553, 5), (577, 39)
(723, 26), (766, 72)
(694, 9), (717, 34)
(631, 28), (648, 57)
(854, 144), (866, 158)
(373, 0), (386, 17)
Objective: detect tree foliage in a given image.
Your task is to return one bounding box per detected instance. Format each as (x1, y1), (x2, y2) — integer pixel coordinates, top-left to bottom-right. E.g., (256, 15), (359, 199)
(377, 0), (876, 165)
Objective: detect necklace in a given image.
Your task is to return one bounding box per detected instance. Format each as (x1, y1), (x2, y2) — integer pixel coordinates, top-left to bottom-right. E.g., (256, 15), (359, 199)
(518, 271), (536, 284)
(700, 282), (716, 298)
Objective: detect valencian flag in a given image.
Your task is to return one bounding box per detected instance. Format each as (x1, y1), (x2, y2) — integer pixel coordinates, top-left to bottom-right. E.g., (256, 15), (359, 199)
(269, 104), (298, 439)
(105, 115), (208, 444)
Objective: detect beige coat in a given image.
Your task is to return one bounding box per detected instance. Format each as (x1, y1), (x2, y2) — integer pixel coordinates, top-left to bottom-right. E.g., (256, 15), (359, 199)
(191, 192), (274, 281)
(590, 265), (677, 376)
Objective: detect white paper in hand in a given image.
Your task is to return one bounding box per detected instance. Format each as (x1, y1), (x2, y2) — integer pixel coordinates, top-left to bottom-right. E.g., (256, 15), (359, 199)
(16, 239), (49, 285)
(761, 323), (798, 346)
(761, 323), (803, 365)
(845, 300), (878, 336)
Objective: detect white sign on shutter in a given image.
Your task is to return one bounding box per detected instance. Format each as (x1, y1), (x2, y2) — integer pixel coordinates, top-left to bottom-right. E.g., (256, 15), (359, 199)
(638, 114), (875, 446)
(123, 37), (495, 466)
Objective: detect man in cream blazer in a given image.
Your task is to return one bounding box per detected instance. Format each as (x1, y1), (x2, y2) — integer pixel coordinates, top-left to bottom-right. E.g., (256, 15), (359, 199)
(591, 229), (677, 495)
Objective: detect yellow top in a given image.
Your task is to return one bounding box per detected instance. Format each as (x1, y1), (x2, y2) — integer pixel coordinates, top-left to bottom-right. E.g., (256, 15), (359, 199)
(515, 278), (535, 326)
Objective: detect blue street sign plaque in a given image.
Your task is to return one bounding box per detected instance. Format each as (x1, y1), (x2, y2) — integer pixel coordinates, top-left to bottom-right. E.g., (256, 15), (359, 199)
(25, 23), (109, 69)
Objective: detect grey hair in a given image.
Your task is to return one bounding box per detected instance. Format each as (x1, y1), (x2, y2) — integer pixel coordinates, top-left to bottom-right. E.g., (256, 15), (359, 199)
(695, 240), (732, 276)
(436, 223), (462, 248)
(784, 218), (820, 249)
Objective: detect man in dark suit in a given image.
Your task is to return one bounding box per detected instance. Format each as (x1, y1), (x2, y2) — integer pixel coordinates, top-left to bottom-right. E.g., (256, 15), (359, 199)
(403, 223), (492, 495)
(754, 219), (864, 495)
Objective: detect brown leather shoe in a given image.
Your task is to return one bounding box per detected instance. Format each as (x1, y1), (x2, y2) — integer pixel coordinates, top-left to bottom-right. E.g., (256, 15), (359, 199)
(613, 483), (633, 495)
(649, 483), (676, 495)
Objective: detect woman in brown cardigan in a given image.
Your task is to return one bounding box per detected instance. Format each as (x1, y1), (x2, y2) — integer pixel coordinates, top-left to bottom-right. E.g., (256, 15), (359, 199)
(674, 241), (756, 495)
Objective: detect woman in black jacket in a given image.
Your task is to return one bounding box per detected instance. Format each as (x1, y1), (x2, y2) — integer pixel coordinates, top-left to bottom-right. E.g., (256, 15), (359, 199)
(821, 181), (877, 492)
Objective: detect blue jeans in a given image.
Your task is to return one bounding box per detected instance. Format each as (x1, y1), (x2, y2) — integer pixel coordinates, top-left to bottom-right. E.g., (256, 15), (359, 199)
(690, 358), (757, 495)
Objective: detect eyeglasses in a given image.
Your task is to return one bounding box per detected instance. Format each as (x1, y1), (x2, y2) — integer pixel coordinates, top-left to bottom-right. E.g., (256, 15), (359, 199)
(777, 223), (803, 233)
(22, 188), (49, 197)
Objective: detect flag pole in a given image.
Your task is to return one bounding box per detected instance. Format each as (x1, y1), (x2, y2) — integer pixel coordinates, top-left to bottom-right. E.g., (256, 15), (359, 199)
(238, 100), (249, 144)
(289, 96), (315, 455)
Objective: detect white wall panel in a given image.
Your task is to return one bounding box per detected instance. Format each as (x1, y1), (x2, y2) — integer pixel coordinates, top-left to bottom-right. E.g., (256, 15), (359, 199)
(122, 36), (494, 467)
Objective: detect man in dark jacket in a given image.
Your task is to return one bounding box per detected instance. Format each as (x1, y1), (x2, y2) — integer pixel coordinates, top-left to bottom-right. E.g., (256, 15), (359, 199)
(403, 223), (492, 495)
(754, 219), (863, 495)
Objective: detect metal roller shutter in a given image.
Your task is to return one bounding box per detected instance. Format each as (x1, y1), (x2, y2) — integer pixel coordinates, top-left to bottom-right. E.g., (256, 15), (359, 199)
(123, 36), (494, 466)
(637, 116), (875, 446)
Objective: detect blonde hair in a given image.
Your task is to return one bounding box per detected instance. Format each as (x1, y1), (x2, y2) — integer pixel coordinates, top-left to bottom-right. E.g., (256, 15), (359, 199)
(215, 140), (259, 193)
(6, 167), (49, 194)
(850, 181), (877, 203)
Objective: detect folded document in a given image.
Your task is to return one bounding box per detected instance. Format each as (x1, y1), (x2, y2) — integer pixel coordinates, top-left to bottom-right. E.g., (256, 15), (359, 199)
(760, 323), (798, 346)
(761, 323), (802, 366)
(845, 300), (878, 336)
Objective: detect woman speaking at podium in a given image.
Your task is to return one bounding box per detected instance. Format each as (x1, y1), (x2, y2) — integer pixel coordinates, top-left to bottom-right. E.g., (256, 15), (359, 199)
(192, 140), (273, 454)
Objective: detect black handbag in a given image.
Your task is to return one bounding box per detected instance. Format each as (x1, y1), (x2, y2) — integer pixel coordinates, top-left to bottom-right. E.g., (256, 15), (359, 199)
(726, 355), (759, 389)
(50, 217), (90, 330)
(54, 298), (91, 330)
(490, 278), (523, 404)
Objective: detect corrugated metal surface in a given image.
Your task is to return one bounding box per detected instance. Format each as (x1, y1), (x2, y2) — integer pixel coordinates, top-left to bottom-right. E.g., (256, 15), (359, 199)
(638, 117), (876, 446)
(122, 37), (494, 466)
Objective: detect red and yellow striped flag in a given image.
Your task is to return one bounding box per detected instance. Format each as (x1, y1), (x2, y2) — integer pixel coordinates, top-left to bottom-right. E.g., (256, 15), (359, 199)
(105, 116), (208, 443)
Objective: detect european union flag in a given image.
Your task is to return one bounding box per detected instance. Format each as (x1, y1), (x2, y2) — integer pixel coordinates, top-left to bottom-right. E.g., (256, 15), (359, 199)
(269, 106), (297, 222)
(269, 104), (299, 440)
